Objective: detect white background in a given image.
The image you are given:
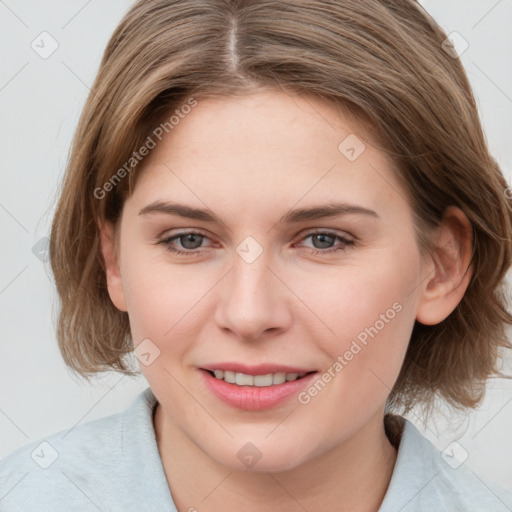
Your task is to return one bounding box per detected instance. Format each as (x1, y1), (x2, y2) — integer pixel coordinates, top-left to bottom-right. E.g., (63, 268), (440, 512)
(1, 0), (511, 491)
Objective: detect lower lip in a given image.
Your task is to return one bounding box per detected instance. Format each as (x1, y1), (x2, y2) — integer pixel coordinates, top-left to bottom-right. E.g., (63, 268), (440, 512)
(200, 369), (317, 411)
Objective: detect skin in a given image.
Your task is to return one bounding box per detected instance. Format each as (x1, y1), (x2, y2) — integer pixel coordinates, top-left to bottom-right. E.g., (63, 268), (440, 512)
(100, 89), (473, 512)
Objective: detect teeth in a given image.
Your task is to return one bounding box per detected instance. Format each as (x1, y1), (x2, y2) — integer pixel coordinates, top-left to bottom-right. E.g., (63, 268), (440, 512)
(224, 371), (235, 384)
(272, 372), (286, 385)
(235, 373), (254, 386)
(254, 374), (273, 387)
(209, 370), (307, 387)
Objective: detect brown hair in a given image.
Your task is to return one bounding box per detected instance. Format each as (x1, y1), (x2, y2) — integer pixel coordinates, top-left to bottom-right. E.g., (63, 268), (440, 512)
(49, 0), (512, 415)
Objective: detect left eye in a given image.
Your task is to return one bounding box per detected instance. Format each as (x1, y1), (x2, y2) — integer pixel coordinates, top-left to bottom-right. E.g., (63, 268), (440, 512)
(158, 230), (354, 256)
(296, 231), (355, 254)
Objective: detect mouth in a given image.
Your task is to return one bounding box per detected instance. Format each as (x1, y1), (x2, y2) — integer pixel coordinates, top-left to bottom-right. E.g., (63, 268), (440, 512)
(199, 364), (319, 411)
(202, 369), (316, 387)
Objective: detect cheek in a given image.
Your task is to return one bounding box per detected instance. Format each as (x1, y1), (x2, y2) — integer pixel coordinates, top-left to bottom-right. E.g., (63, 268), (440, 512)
(120, 246), (217, 351)
(297, 249), (419, 381)
(119, 242), (177, 338)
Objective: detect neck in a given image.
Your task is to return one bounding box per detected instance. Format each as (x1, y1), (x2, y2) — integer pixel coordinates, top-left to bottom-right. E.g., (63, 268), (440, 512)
(154, 405), (398, 512)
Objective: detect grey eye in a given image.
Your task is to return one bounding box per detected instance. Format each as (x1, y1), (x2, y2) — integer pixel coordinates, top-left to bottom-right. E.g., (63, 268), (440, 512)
(178, 233), (204, 249)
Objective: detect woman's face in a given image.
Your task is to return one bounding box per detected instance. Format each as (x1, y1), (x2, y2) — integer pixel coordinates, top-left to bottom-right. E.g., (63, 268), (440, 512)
(107, 90), (428, 471)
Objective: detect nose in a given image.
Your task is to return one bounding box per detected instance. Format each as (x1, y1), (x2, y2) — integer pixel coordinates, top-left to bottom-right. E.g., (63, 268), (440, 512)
(214, 246), (293, 342)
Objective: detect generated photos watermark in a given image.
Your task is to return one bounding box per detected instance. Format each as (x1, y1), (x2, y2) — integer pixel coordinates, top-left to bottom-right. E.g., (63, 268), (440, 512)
(298, 301), (403, 405)
(94, 97), (198, 200)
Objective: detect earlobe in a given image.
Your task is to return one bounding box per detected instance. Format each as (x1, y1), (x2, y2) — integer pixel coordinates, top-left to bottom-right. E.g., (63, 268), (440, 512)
(416, 207), (473, 326)
(99, 221), (128, 312)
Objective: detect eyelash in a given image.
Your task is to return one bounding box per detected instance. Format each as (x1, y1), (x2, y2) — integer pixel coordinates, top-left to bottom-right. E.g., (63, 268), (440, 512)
(158, 230), (355, 257)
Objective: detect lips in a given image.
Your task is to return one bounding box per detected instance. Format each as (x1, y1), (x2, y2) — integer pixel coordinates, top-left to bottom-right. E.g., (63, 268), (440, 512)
(199, 362), (318, 410)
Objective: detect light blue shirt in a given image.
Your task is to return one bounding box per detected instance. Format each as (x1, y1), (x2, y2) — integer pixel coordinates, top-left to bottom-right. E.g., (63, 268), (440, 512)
(1, 387), (511, 511)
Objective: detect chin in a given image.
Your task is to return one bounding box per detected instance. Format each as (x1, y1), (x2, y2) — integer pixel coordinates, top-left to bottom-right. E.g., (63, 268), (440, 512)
(203, 436), (313, 473)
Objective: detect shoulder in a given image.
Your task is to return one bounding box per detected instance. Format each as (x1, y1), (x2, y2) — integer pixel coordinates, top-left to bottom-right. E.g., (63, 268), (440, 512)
(380, 416), (512, 512)
(0, 406), (124, 511)
(0, 387), (173, 512)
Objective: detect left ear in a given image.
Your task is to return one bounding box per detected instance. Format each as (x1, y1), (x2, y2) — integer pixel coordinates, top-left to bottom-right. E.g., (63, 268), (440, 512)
(416, 206), (473, 325)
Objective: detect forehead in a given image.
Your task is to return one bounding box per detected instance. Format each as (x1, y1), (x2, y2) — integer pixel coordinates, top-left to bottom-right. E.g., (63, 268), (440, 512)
(143, 90), (371, 165)
(127, 90), (408, 221)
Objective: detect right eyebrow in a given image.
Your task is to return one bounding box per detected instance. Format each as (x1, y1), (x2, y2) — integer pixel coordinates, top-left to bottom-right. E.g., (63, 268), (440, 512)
(138, 201), (222, 223)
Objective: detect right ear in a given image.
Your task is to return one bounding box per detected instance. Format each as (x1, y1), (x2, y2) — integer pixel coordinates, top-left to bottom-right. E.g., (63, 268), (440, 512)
(99, 221), (127, 312)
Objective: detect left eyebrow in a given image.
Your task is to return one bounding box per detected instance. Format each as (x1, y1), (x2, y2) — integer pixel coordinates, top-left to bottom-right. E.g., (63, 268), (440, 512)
(278, 201), (380, 224)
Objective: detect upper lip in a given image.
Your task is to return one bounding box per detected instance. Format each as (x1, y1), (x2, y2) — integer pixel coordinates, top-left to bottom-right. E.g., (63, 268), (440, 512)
(200, 362), (317, 375)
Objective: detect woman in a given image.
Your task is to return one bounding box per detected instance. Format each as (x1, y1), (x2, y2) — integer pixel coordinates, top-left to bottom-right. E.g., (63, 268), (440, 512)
(1, 0), (512, 510)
